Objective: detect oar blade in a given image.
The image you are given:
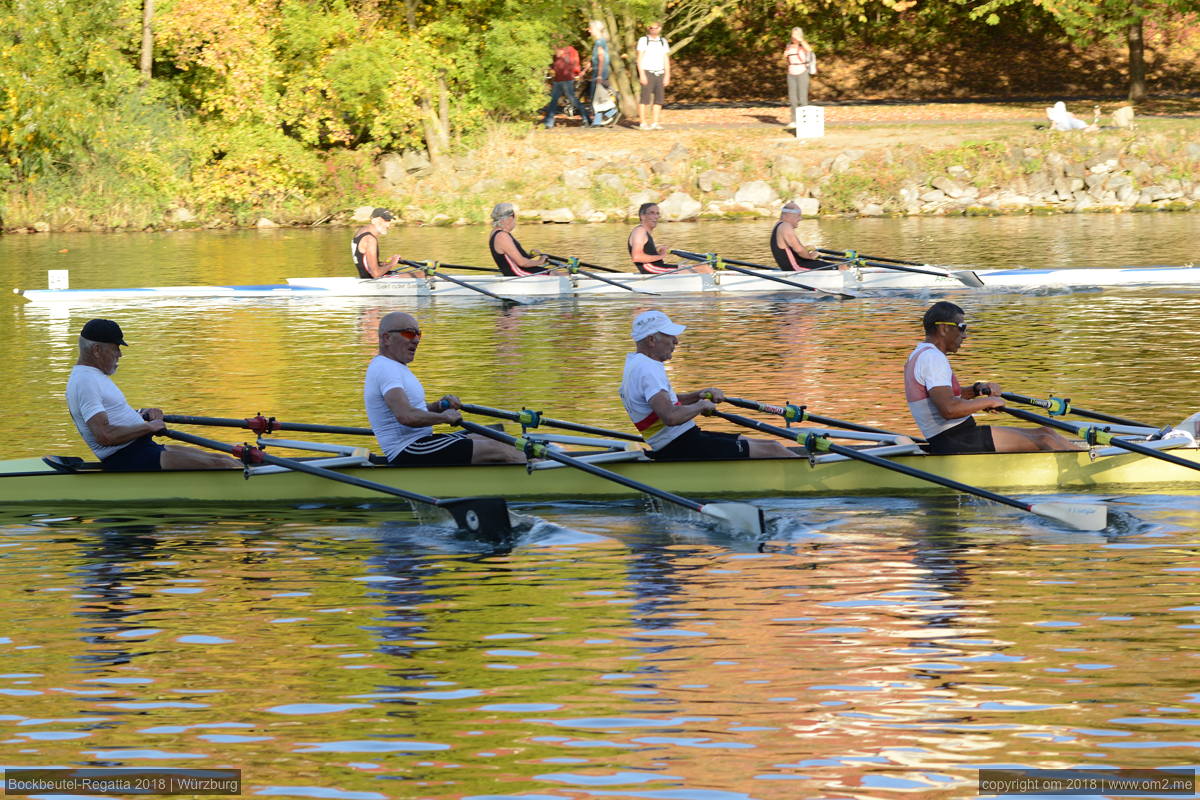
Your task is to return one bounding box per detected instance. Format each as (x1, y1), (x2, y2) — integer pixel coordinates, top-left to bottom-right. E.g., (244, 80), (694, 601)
(953, 269), (986, 288)
(1028, 501), (1108, 531)
(698, 502), (766, 537)
(433, 497), (515, 543)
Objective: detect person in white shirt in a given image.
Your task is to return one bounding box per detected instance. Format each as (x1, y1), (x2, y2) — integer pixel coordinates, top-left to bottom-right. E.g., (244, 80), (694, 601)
(636, 22), (670, 130)
(619, 310), (797, 460)
(65, 319), (239, 471)
(364, 311), (525, 465)
(905, 301), (1080, 454)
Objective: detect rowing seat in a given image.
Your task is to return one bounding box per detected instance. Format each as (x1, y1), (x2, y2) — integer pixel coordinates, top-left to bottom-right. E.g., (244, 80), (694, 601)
(42, 455), (102, 473)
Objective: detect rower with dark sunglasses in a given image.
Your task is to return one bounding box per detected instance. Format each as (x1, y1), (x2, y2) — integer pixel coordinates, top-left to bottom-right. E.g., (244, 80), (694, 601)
(905, 301), (1080, 454)
(363, 311), (526, 466)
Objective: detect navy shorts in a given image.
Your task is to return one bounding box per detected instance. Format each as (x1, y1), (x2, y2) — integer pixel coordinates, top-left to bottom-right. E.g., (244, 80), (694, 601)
(388, 433), (474, 466)
(101, 434), (165, 471)
(650, 426), (749, 461)
(926, 417), (995, 455)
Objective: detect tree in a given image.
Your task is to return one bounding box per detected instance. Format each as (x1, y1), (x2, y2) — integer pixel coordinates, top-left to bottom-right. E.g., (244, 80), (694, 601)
(969, 0), (1188, 101)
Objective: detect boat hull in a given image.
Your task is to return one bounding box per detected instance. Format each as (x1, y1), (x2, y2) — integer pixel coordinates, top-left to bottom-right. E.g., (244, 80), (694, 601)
(16, 265), (1200, 304)
(2, 448), (1197, 506)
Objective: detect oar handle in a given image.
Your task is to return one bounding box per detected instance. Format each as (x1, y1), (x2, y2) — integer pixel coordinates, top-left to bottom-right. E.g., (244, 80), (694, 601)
(458, 419), (704, 512)
(163, 414), (373, 437)
(1000, 391), (1158, 429)
(721, 397), (915, 438)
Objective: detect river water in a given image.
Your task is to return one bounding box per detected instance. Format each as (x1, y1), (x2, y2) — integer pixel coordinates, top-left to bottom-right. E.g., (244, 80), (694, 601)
(1, 215), (1198, 799)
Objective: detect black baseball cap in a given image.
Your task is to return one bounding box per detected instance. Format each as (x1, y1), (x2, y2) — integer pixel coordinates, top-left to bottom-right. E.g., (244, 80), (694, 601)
(81, 319), (128, 346)
(372, 208), (395, 221)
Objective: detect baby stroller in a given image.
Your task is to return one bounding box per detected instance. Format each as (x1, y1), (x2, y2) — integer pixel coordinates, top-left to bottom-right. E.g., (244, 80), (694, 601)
(589, 81), (622, 126)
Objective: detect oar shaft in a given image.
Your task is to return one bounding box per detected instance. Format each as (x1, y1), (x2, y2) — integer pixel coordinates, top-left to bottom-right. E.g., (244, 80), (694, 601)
(714, 411), (1034, 514)
(458, 420), (702, 512)
(671, 250), (853, 299)
(1000, 392), (1158, 429)
(460, 403), (643, 442)
(818, 248), (927, 267)
(722, 397), (913, 438)
(999, 407), (1200, 472)
(541, 253), (621, 273)
(164, 414), (373, 437)
(399, 259), (525, 304)
(163, 429), (439, 505)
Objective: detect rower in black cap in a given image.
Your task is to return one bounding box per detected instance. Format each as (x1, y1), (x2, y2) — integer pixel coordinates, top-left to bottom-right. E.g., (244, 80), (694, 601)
(351, 208), (403, 279)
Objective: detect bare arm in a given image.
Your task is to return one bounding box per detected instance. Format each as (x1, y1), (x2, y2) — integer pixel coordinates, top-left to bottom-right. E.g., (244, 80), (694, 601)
(359, 235), (400, 279)
(928, 385), (1005, 420)
(630, 228), (667, 262)
(780, 225), (817, 259)
(663, 47), (670, 86)
(86, 410), (163, 447)
(648, 389), (715, 427)
(494, 231), (547, 268)
(383, 387), (462, 427)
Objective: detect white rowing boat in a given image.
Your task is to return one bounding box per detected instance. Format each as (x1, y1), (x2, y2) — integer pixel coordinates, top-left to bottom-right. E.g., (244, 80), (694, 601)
(15, 264), (1200, 304)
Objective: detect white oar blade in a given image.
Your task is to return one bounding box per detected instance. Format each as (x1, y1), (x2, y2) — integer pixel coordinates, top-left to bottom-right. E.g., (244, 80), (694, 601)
(1028, 501), (1108, 531)
(953, 269), (986, 288)
(699, 502), (766, 537)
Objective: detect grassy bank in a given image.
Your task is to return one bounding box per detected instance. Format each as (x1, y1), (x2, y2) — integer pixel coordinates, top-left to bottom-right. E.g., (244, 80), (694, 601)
(4, 101), (1200, 233)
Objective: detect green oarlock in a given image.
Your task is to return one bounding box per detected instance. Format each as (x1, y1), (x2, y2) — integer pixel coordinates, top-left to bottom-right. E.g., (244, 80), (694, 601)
(1047, 396), (1071, 416)
(517, 408), (542, 427)
(782, 404), (806, 422)
(804, 433), (832, 453)
(514, 436), (548, 458)
(1085, 427), (1114, 447)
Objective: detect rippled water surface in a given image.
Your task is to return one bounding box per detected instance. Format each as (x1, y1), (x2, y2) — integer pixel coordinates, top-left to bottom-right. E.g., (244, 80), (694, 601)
(1, 216), (1199, 798)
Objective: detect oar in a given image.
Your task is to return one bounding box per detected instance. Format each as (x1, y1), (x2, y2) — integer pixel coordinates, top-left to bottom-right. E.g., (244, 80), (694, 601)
(163, 428), (515, 541)
(399, 261), (499, 274)
(457, 420), (765, 536)
(538, 252), (622, 273)
(718, 396), (917, 439)
(712, 411), (1107, 531)
(164, 414), (373, 437)
(459, 403), (644, 442)
(996, 407), (1200, 474)
(998, 392), (1159, 429)
(817, 248), (985, 288)
(708, 254), (851, 271)
(818, 248), (928, 267)
(672, 250), (859, 300)
(398, 259), (533, 305)
(542, 254), (660, 295)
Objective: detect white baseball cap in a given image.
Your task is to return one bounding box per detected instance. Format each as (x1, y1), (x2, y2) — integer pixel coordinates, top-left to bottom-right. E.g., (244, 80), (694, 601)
(632, 310), (686, 341)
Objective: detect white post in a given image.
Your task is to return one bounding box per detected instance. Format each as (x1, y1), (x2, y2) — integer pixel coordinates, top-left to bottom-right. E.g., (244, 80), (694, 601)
(794, 105), (825, 139)
(47, 270), (70, 290)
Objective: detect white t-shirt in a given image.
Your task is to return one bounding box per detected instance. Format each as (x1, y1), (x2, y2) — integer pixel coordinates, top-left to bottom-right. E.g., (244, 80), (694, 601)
(66, 365), (146, 459)
(904, 342), (966, 439)
(364, 355), (432, 459)
(637, 36), (670, 72)
(619, 352), (694, 449)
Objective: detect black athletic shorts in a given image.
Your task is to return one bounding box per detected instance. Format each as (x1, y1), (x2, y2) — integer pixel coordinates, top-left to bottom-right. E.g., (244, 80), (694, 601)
(101, 434), (165, 471)
(640, 72), (665, 105)
(925, 417), (996, 455)
(388, 433), (474, 466)
(649, 426), (749, 461)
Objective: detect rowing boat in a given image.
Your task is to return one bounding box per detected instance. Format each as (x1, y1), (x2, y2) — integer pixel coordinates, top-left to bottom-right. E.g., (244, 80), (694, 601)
(4, 446), (1197, 506)
(15, 264), (1200, 304)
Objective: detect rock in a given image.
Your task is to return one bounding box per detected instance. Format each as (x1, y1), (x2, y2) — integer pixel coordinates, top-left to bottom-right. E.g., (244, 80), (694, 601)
(541, 207), (575, 223)
(931, 176), (965, 198)
(772, 154), (805, 179)
(168, 207), (196, 224)
(594, 174), (626, 194)
(658, 191), (701, 221)
(630, 164), (650, 181)
(733, 180), (778, 206)
(795, 197), (820, 216)
(256, 217), (279, 228)
(32, 221), (50, 233)
(1073, 196), (1097, 212)
(561, 167), (593, 189)
(1088, 160), (1114, 174)
(697, 169), (737, 193)
(586, 210), (608, 223)
(829, 149), (865, 173)
(351, 206), (375, 223)
(628, 190), (657, 213)
(1112, 106), (1135, 128)
(517, 207), (541, 220)
(663, 142), (688, 164)
(947, 165), (970, 178)
(920, 189), (946, 203)
(858, 202), (884, 217)
(1084, 173), (1108, 192)
(899, 186), (920, 206)
(428, 213), (451, 225)
(401, 148), (432, 174)
(650, 160), (673, 175)
(1187, 143), (1200, 161)
(468, 178), (503, 194)
(995, 192), (1031, 208)
(379, 152), (407, 184)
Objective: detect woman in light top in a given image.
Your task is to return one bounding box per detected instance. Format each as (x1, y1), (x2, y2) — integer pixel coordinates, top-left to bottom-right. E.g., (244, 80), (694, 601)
(783, 27), (816, 129)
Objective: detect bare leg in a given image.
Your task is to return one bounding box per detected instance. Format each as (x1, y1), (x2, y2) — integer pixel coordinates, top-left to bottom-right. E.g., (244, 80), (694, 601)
(468, 434), (527, 464)
(745, 437), (798, 458)
(990, 425), (1082, 452)
(160, 444), (241, 469)
(652, 104), (662, 126)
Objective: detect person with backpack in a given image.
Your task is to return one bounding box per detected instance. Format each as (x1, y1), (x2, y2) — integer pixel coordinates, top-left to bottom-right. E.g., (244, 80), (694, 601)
(636, 22), (671, 130)
(544, 34), (589, 128)
(783, 27), (817, 130)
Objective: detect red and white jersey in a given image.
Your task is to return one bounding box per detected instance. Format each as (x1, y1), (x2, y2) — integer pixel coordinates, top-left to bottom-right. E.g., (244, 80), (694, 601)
(619, 352), (694, 449)
(904, 342), (965, 439)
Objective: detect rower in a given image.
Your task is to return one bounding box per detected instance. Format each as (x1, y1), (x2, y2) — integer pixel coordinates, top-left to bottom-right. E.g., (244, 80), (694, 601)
(619, 310), (797, 460)
(488, 203), (550, 277)
(364, 311), (526, 465)
(770, 202), (843, 271)
(66, 319), (239, 471)
(352, 208), (403, 279)
(628, 202), (675, 274)
(905, 301), (1081, 454)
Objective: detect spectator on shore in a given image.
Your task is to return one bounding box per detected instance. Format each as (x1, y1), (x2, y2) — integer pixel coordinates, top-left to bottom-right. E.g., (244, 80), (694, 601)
(637, 21), (671, 130)
(783, 28), (816, 131)
(585, 20), (618, 126)
(545, 34), (589, 128)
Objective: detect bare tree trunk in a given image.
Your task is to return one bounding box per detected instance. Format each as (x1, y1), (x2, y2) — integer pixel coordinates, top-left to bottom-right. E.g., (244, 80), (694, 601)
(603, 7), (639, 117)
(139, 0), (154, 85)
(1126, 17), (1146, 102)
(438, 73), (451, 146)
(402, 0), (447, 169)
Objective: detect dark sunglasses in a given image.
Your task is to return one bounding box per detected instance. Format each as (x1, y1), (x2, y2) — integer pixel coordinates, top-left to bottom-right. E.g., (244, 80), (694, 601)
(935, 321), (968, 333)
(386, 328), (422, 340)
